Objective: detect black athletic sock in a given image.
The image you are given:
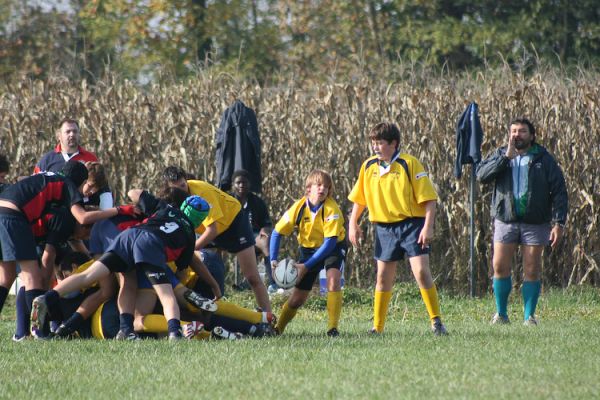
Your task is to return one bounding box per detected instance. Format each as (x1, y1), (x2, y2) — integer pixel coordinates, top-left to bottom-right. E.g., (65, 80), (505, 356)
(63, 312), (84, 331)
(119, 313), (134, 333)
(45, 289), (61, 308)
(167, 318), (181, 334)
(0, 285), (9, 315)
(25, 289), (46, 315)
(15, 287), (29, 338)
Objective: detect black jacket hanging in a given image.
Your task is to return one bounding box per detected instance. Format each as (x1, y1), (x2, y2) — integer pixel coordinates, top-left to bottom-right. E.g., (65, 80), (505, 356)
(214, 100), (262, 193)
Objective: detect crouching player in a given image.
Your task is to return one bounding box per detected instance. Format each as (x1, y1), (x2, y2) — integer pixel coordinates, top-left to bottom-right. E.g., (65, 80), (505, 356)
(32, 190), (215, 340)
(270, 170), (346, 337)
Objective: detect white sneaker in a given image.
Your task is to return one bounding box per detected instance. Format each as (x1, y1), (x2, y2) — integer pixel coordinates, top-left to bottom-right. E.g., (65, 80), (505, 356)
(491, 313), (510, 324)
(211, 326), (244, 340)
(182, 321), (204, 339)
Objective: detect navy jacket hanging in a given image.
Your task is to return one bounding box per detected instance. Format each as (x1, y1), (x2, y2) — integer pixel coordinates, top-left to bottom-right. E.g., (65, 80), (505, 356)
(214, 100), (262, 193)
(454, 102), (483, 178)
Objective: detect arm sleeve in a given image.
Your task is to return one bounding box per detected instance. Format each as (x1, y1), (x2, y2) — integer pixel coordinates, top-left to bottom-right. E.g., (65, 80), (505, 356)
(548, 157), (569, 224)
(269, 230), (282, 263)
(476, 148), (510, 184)
(303, 237), (337, 270)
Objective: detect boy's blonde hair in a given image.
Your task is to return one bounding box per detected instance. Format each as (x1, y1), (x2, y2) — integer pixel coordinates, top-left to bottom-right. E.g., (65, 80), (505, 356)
(305, 169), (334, 198)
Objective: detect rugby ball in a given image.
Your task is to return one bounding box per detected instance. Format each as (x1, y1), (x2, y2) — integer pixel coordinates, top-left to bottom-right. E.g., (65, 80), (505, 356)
(273, 258), (298, 289)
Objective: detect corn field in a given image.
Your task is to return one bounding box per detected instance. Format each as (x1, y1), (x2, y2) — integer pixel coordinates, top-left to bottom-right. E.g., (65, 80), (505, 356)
(1, 68), (598, 293)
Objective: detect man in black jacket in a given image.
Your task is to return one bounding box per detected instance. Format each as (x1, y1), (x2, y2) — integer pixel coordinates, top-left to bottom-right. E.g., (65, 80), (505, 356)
(477, 118), (568, 326)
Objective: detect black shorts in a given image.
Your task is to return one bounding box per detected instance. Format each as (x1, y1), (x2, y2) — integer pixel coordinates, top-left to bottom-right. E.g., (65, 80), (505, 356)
(0, 208), (38, 261)
(212, 211), (255, 254)
(295, 242), (347, 291)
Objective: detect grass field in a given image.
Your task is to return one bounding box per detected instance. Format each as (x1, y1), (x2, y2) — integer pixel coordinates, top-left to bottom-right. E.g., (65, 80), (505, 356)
(1, 284), (599, 399)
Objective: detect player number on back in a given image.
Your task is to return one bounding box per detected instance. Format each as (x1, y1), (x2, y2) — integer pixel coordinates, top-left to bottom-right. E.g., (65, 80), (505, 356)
(160, 222), (179, 233)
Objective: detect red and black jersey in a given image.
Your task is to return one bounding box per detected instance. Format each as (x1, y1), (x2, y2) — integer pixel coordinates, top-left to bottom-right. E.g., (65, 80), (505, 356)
(30, 206), (76, 247)
(34, 145), (98, 174)
(134, 190), (196, 270)
(0, 172), (83, 222)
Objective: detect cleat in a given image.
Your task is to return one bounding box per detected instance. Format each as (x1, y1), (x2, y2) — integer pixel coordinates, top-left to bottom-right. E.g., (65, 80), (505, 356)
(114, 329), (140, 341)
(168, 329), (183, 341)
(368, 327), (382, 335)
(53, 324), (80, 340)
(431, 317), (448, 336)
(183, 290), (218, 312)
(491, 313), (510, 324)
(54, 323), (75, 338)
(523, 316), (538, 326)
(211, 326), (244, 340)
(327, 328), (340, 337)
(255, 323), (277, 337)
(262, 311), (277, 326)
(30, 296), (49, 335)
(182, 321), (204, 339)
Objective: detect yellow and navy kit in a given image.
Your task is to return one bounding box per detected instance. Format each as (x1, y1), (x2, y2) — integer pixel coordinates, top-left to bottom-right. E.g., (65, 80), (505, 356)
(348, 153), (438, 223)
(274, 197), (345, 248)
(187, 180), (242, 235)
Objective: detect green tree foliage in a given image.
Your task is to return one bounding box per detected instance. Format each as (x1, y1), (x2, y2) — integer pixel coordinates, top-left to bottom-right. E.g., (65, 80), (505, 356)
(0, 0), (598, 83)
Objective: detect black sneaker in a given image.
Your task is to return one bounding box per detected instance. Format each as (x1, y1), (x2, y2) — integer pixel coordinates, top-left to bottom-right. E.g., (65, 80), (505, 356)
(114, 329), (140, 341)
(431, 317), (448, 336)
(168, 329), (183, 341)
(327, 328), (340, 337)
(53, 324), (80, 340)
(183, 290), (218, 312)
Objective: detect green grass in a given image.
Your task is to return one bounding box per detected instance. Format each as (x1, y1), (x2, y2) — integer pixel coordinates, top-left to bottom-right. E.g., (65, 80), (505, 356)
(1, 285), (600, 399)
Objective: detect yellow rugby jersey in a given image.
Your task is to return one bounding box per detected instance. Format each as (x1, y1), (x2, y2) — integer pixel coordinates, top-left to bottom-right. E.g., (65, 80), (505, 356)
(348, 153), (438, 223)
(274, 197), (346, 248)
(187, 180), (242, 235)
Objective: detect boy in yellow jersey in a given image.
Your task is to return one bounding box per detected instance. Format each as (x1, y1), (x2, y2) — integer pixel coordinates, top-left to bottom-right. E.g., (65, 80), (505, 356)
(348, 122), (447, 335)
(270, 170), (346, 337)
(162, 166), (271, 312)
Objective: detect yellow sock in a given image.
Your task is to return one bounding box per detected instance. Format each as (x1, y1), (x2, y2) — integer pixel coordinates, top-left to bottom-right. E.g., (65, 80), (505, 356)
(327, 291), (343, 330)
(373, 291), (392, 332)
(140, 314), (169, 333)
(214, 300), (262, 324)
(420, 285), (441, 321)
(275, 301), (298, 334)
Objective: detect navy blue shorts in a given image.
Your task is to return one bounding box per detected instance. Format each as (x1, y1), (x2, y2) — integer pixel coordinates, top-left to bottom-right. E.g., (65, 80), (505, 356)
(0, 208), (38, 261)
(212, 211), (255, 254)
(103, 228), (166, 273)
(295, 242), (347, 291)
(374, 217), (429, 262)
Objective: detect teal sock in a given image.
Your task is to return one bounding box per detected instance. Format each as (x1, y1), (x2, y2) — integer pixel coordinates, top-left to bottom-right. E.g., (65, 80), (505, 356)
(522, 280), (541, 320)
(493, 276), (512, 318)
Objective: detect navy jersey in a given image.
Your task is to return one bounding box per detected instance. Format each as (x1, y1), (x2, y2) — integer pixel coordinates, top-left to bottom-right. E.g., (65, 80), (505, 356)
(30, 206), (76, 247)
(134, 191), (196, 270)
(0, 172), (83, 222)
(89, 214), (142, 255)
